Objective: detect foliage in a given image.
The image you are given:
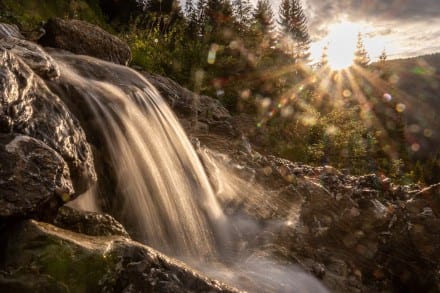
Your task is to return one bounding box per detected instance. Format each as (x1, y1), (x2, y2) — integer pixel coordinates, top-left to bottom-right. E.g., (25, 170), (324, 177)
(0, 0), (108, 30)
(278, 0), (311, 61)
(1, 0), (436, 184)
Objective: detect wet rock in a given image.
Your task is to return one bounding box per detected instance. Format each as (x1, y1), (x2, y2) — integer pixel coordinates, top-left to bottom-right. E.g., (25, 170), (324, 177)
(196, 136), (440, 292)
(0, 36), (60, 79)
(53, 206), (129, 238)
(0, 48), (96, 195)
(0, 220), (239, 293)
(0, 134), (73, 221)
(209, 120), (236, 137)
(414, 183), (440, 216)
(0, 23), (24, 39)
(39, 18), (131, 65)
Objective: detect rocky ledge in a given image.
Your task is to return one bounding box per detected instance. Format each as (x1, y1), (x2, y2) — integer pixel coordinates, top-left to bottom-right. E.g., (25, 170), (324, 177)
(0, 219), (238, 292)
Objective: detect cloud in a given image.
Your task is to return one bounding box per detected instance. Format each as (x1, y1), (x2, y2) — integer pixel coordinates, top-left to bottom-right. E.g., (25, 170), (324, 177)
(302, 0), (440, 59)
(305, 0), (440, 23)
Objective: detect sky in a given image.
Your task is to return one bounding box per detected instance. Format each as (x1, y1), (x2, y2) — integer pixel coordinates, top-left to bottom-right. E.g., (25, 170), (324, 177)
(249, 0), (440, 62)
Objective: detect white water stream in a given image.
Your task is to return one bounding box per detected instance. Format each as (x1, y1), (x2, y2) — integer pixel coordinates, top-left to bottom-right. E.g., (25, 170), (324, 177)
(51, 52), (326, 292)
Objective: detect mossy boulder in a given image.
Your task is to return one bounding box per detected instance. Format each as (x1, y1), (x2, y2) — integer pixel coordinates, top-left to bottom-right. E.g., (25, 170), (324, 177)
(39, 18), (131, 65)
(0, 220), (239, 292)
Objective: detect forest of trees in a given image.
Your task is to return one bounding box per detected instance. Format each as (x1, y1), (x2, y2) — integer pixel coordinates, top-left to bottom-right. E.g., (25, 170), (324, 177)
(111, 0), (436, 184)
(0, 0), (436, 183)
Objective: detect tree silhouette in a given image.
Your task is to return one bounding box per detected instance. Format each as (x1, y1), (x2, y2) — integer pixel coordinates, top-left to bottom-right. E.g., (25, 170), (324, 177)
(353, 33), (370, 67)
(319, 44), (329, 68)
(379, 48), (387, 63)
(252, 0), (276, 51)
(278, 0), (311, 61)
(232, 0), (253, 34)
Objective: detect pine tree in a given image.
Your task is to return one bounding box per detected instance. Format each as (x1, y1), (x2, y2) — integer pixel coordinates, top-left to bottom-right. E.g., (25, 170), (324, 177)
(353, 33), (370, 67)
(232, 0), (253, 34)
(193, 0), (207, 37)
(185, 0), (199, 37)
(203, 0), (234, 40)
(278, 0), (311, 61)
(319, 45), (329, 68)
(252, 0), (276, 50)
(378, 48), (390, 80)
(379, 48), (387, 63)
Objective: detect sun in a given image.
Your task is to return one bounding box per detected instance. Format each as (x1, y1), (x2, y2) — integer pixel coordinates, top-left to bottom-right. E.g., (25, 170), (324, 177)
(325, 21), (366, 70)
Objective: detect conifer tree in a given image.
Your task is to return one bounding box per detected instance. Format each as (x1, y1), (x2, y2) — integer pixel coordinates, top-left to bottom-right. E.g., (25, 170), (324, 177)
(278, 0), (311, 61)
(193, 0), (208, 36)
(319, 45), (329, 68)
(353, 33), (370, 67)
(379, 48), (387, 63)
(185, 0), (200, 37)
(252, 0), (276, 49)
(204, 0), (234, 40)
(378, 48), (390, 79)
(232, 0), (253, 34)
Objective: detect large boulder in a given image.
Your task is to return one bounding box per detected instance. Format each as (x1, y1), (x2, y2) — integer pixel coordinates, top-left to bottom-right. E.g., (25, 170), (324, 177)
(0, 47), (96, 195)
(0, 220), (239, 292)
(39, 18), (131, 65)
(0, 134), (73, 222)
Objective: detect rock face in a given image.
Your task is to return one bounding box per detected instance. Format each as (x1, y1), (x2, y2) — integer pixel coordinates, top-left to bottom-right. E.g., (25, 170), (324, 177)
(0, 46), (96, 195)
(54, 206), (129, 237)
(144, 72), (236, 137)
(0, 36), (60, 79)
(0, 220), (239, 293)
(39, 18), (132, 65)
(198, 141), (440, 292)
(0, 134), (73, 221)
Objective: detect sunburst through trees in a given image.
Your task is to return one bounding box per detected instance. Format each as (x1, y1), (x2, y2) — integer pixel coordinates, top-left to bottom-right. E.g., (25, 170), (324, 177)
(126, 0), (439, 184)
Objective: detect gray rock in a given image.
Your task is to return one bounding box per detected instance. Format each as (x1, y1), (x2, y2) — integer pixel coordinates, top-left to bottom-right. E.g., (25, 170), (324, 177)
(0, 134), (73, 220)
(0, 48), (96, 195)
(0, 36), (60, 79)
(54, 206), (130, 238)
(39, 18), (132, 65)
(0, 220), (240, 293)
(144, 73), (232, 132)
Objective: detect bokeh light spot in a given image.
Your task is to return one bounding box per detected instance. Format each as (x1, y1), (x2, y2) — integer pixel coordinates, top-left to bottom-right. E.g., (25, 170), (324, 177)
(411, 143), (420, 152)
(281, 106), (293, 117)
(383, 93), (392, 102)
(424, 129), (433, 137)
(343, 89), (352, 98)
(396, 103), (406, 112)
(408, 124), (421, 133)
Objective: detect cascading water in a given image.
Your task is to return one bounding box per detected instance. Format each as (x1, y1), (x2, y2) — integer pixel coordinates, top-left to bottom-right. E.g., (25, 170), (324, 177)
(49, 51), (228, 259)
(47, 50), (327, 292)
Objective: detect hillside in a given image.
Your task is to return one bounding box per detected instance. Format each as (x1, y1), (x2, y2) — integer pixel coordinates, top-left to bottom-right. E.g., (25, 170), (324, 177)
(380, 53), (440, 182)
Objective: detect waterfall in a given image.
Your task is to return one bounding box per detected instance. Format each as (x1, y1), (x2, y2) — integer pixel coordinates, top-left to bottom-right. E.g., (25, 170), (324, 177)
(50, 52), (228, 259)
(47, 51), (327, 292)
